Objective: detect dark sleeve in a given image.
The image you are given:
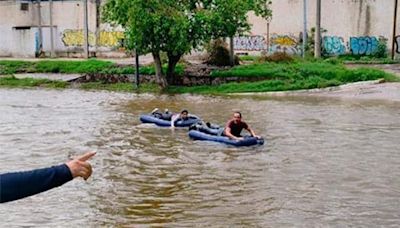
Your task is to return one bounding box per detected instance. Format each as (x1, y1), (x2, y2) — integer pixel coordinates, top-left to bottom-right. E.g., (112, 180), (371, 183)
(0, 164), (73, 203)
(225, 120), (233, 129)
(242, 121), (249, 130)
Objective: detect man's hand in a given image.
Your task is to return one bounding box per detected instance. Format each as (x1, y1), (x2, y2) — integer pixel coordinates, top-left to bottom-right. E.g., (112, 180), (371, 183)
(66, 152), (96, 181)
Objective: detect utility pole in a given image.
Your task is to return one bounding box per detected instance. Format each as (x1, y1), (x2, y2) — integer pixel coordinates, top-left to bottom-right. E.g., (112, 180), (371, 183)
(303, 0), (308, 58)
(83, 0), (89, 58)
(266, 21), (270, 54)
(49, 0), (55, 57)
(95, 0), (101, 57)
(37, 0), (43, 57)
(392, 0), (398, 60)
(314, 0), (321, 58)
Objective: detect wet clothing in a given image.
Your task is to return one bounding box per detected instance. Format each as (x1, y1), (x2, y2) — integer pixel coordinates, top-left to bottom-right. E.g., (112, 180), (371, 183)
(152, 111), (173, 121)
(0, 164), (73, 203)
(189, 122), (220, 135)
(225, 120), (249, 137)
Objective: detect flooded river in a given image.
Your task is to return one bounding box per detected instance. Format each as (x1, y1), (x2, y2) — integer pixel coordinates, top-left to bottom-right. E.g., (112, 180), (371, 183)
(1, 88), (400, 227)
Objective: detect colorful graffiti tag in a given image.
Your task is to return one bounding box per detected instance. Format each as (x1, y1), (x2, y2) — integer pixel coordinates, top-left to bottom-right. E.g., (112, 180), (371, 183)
(322, 36), (346, 55)
(349, 36), (378, 55)
(270, 35), (299, 54)
(62, 30), (124, 47)
(234, 36), (267, 51)
(396, 36), (400, 54)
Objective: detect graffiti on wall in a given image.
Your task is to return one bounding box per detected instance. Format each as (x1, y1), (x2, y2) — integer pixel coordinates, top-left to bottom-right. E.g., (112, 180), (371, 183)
(233, 35), (299, 54)
(395, 36), (400, 54)
(349, 36), (378, 55)
(233, 34), (386, 56)
(322, 36), (346, 55)
(234, 36), (267, 51)
(270, 35), (299, 54)
(62, 30), (124, 47)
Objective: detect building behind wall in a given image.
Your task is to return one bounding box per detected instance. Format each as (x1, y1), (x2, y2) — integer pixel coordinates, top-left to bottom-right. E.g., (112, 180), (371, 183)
(0, 0), (126, 58)
(0, 0), (399, 58)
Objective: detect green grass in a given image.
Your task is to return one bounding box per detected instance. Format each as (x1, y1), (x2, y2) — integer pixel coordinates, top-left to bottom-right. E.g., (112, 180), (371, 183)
(1, 59), (399, 95)
(239, 55), (260, 61)
(333, 55), (400, 64)
(0, 59), (185, 76)
(168, 60), (399, 94)
(0, 76), (68, 88)
(0, 76), (160, 92)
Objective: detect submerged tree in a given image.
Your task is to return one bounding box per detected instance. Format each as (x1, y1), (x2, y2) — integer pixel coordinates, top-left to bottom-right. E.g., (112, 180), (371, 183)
(103, 0), (272, 88)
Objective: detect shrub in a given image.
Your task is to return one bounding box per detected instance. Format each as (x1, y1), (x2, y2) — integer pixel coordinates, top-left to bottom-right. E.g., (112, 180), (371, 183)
(258, 52), (294, 63)
(205, 39), (239, 66)
(373, 37), (388, 58)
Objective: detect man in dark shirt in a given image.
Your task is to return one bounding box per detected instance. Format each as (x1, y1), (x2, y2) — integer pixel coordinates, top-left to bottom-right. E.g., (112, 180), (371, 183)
(224, 111), (260, 141)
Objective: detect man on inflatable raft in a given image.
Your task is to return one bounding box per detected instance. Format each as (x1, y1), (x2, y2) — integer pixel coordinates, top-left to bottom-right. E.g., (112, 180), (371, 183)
(189, 111), (264, 146)
(140, 108), (200, 127)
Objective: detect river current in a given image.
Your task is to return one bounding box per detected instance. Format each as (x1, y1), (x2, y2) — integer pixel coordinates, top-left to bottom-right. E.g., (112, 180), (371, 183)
(1, 88), (399, 227)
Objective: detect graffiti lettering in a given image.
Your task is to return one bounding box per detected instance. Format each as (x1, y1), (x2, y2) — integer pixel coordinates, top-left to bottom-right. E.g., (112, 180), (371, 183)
(395, 36), (400, 54)
(271, 35), (297, 46)
(62, 30), (124, 47)
(234, 36), (267, 51)
(349, 36), (378, 55)
(270, 35), (299, 54)
(322, 36), (346, 55)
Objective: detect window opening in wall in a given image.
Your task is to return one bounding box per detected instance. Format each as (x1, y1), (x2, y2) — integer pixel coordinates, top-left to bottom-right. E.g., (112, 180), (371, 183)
(20, 3), (29, 11)
(14, 26), (31, 30)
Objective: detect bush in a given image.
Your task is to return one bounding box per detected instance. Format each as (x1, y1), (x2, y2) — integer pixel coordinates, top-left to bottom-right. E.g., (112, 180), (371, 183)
(373, 37), (388, 58)
(258, 52), (294, 63)
(205, 39), (239, 66)
(323, 57), (342, 65)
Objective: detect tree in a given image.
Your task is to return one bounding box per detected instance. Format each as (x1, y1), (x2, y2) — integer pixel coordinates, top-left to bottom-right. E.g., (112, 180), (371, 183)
(103, 0), (272, 88)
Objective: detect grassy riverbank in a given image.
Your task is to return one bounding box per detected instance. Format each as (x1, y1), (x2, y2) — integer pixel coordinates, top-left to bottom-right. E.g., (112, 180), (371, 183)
(0, 76), (161, 93)
(1, 59), (398, 94)
(0, 76), (68, 88)
(0, 59), (184, 75)
(168, 60), (399, 94)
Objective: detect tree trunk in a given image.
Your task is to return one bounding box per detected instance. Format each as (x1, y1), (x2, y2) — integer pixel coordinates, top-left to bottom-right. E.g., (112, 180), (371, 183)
(166, 53), (182, 85)
(152, 52), (167, 88)
(229, 36), (235, 66)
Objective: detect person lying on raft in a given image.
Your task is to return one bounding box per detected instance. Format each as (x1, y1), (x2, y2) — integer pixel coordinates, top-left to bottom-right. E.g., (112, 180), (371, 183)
(151, 108), (173, 120)
(224, 111), (260, 141)
(151, 108), (191, 128)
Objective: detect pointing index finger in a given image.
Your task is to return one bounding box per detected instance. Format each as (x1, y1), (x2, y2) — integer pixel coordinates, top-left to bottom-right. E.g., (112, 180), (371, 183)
(76, 151), (96, 162)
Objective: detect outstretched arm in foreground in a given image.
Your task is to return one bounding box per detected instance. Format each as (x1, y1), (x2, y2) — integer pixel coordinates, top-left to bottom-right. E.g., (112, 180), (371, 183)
(0, 152), (96, 203)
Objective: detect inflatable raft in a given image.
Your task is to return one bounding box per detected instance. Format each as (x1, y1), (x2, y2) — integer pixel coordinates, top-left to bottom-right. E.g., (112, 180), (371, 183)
(140, 114), (200, 127)
(188, 129), (264, 147)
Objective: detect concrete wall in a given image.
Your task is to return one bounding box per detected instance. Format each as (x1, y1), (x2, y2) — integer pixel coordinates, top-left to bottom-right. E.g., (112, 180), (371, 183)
(1, 0), (399, 57)
(238, 0), (400, 56)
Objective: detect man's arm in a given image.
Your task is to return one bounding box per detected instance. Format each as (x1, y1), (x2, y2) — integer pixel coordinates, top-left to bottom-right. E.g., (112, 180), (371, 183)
(170, 114), (179, 128)
(246, 126), (260, 138)
(0, 152), (95, 203)
(0, 164), (73, 203)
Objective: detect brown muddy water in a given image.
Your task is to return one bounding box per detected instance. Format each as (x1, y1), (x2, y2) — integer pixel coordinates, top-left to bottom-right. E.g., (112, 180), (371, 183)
(1, 88), (400, 227)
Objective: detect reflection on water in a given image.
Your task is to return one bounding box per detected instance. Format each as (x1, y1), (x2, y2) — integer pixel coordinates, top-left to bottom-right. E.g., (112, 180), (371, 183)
(1, 89), (400, 227)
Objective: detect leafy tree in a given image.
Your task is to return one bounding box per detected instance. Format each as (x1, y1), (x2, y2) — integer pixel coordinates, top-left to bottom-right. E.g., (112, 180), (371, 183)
(103, 0), (272, 88)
